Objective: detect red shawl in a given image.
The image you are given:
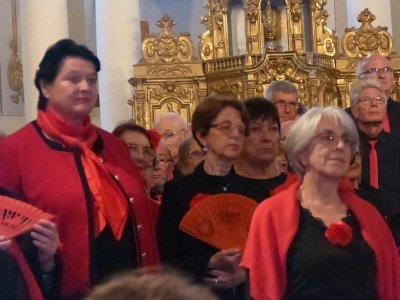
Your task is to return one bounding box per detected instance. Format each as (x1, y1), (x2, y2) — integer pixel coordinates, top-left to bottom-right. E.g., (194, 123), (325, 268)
(241, 181), (400, 300)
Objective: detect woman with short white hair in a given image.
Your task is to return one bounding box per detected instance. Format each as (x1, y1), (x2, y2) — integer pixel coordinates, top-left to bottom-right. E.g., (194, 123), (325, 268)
(242, 106), (400, 299)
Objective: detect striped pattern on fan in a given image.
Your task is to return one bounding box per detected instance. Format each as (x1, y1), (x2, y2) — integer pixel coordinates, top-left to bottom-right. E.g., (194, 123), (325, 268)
(0, 195), (54, 239)
(179, 193), (258, 251)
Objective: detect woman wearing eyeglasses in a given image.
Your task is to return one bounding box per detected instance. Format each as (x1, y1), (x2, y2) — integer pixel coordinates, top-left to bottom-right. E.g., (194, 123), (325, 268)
(174, 136), (205, 177)
(158, 95), (272, 300)
(241, 106), (400, 299)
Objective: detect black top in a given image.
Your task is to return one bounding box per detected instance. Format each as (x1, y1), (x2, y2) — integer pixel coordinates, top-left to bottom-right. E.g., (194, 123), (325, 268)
(158, 162), (274, 300)
(285, 207), (377, 300)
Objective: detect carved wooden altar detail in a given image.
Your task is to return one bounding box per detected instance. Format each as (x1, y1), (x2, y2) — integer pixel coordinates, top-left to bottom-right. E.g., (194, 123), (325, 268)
(130, 3), (399, 127)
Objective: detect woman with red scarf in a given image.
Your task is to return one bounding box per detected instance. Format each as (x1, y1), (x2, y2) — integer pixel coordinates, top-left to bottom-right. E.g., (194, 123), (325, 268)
(0, 39), (159, 299)
(241, 107), (400, 299)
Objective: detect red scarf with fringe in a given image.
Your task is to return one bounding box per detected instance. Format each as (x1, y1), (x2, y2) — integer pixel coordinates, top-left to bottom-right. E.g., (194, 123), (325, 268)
(37, 109), (128, 240)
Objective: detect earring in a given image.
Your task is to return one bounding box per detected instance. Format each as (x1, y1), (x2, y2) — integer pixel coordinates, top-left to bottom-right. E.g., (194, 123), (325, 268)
(202, 145), (208, 152)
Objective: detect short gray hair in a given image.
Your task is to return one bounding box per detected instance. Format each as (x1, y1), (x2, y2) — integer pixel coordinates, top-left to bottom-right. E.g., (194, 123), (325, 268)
(265, 80), (298, 101)
(349, 79), (386, 107)
(285, 106), (359, 176)
(153, 112), (188, 130)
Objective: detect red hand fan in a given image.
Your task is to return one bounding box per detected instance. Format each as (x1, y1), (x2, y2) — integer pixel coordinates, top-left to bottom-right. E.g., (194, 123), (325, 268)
(0, 195), (54, 239)
(179, 193), (258, 251)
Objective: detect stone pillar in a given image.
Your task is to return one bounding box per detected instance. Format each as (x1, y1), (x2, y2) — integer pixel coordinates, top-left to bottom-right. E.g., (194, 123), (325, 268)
(347, 0), (392, 35)
(96, 0), (141, 132)
(19, 0), (69, 122)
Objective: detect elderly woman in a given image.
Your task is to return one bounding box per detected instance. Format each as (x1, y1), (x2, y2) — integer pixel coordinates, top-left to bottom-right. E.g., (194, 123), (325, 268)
(235, 98), (287, 191)
(158, 95), (271, 300)
(174, 136), (205, 177)
(0, 39), (159, 298)
(112, 122), (160, 197)
(241, 106), (400, 299)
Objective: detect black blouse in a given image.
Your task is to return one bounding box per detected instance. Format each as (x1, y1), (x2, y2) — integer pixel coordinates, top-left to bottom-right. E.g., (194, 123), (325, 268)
(285, 207), (377, 300)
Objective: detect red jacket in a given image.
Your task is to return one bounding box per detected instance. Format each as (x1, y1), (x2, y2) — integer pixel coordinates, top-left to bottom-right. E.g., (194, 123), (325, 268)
(241, 181), (400, 300)
(0, 122), (160, 298)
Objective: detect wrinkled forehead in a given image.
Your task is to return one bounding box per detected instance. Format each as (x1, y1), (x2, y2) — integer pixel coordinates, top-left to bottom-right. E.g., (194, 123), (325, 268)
(362, 55), (391, 69)
(155, 116), (186, 132)
(156, 144), (172, 159)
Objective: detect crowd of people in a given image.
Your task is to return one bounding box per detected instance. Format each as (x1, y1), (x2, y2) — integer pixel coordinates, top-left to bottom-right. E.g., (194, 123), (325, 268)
(0, 38), (400, 300)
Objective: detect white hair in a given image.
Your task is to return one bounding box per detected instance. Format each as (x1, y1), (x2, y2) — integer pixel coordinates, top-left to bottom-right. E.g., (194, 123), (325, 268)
(285, 106), (359, 176)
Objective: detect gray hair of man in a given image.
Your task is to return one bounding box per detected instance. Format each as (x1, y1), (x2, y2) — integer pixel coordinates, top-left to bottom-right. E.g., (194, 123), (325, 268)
(349, 79), (386, 107)
(285, 106), (359, 176)
(265, 80), (299, 101)
(355, 54), (392, 78)
(153, 111), (188, 130)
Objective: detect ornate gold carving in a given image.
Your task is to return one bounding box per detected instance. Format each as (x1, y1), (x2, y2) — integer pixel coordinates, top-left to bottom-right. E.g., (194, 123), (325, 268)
(210, 79), (243, 98)
(141, 15), (194, 63)
(341, 8), (393, 58)
(311, 0), (336, 56)
(245, 0), (264, 56)
(8, 0), (23, 104)
(286, 0), (304, 52)
(199, 0), (230, 60)
(263, 0), (281, 52)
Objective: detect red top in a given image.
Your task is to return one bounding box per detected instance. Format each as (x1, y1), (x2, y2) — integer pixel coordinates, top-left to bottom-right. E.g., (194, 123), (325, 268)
(0, 122), (160, 298)
(241, 181), (400, 300)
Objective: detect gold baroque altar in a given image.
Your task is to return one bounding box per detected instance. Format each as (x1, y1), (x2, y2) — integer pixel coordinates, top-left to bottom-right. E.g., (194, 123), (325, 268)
(129, 0), (400, 128)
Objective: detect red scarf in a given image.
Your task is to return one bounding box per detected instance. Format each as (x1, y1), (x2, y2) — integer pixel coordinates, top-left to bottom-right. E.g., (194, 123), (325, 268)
(37, 108), (128, 240)
(10, 241), (44, 300)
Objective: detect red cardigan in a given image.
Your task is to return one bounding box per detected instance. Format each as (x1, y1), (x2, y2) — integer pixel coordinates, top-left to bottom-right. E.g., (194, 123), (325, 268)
(0, 122), (160, 298)
(241, 181), (400, 300)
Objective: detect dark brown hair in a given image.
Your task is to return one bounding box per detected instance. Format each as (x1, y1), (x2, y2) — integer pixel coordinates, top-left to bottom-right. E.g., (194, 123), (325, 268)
(191, 94), (249, 146)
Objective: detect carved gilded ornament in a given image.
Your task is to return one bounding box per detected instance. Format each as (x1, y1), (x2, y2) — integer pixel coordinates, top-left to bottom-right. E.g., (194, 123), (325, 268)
(210, 79), (243, 98)
(8, 0), (23, 104)
(311, 0), (336, 56)
(263, 0), (281, 51)
(341, 8), (393, 58)
(141, 15), (194, 63)
(286, 0), (304, 51)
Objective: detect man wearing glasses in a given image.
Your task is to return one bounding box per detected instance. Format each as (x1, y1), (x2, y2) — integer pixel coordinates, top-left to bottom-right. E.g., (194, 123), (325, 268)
(153, 112), (189, 164)
(265, 80), (299, 123)
(356, 53), (400, 135)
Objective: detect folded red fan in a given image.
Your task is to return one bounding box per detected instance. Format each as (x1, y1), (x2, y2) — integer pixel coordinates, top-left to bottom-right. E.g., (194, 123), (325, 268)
(179, 193), (258, 251)
(0, 195), (54, 239)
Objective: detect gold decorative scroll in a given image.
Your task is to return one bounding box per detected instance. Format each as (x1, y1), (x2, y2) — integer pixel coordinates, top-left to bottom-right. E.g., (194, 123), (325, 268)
(286, 0), (304, 52)
(7, 0), (23, 104)
(341, 8), (393, 58)
(244, 0), (264, 56)
(141, 15), (194, 63)
(311, 0), (336, 56)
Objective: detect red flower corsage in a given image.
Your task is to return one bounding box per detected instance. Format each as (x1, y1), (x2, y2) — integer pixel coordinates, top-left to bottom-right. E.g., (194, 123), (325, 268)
(189, 193), (210, 208)
(325, 221), (353, 246)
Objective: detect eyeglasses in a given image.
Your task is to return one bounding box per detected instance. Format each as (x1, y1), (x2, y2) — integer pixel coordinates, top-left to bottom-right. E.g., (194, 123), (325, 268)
(127, 143), (155, 160)
(313, 130), (353, 148)
(274, 100), (299, 109)
(210, 120), (246, 136)
(357, 96), (386, 106)
(161, 129), (186, 140)
(360, 67), (393, 77)
(249, 123), (280, 135)
(154, 157), (173, 166)
(185, 150), (204, 160)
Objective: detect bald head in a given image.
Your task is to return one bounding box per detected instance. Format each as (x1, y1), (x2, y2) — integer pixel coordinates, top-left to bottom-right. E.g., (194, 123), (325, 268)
(356, 54), (395, 96)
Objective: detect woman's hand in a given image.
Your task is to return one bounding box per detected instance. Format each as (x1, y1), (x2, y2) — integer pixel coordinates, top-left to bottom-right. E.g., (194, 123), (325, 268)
(208, 248), (242, 272)
(0, 235), (12, 252)
(204, 267), (246, 289)
(31, 219), (60, 273)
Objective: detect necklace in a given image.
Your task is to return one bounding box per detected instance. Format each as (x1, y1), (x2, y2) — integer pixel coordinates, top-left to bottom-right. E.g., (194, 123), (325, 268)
(218, 182), (231, 192)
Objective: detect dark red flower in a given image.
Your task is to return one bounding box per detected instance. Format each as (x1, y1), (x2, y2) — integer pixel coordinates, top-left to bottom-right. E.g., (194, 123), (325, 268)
(147, 129), (161, 150)
(325, 221), (353, 246)
(189, 193), (210, 208)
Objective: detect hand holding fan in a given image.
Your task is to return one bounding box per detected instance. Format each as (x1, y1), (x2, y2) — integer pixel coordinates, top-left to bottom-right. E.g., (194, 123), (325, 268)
(0, 195), (54, 239)
(179, 193), (258, 251)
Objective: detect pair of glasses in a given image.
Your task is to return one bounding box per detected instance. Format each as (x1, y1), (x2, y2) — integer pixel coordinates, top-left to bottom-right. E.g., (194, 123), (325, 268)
(360, 66), (393, 77)
(154, 157), (173, 166)
(185, 150), (204, 160)
(357, 96), (386, 105)
(210, 120), (246, 136)
(161, 129), (186, 140)
(127, 144), (155, 160)
(313, 130), (353, 148)
(274, 100), (299, 109)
